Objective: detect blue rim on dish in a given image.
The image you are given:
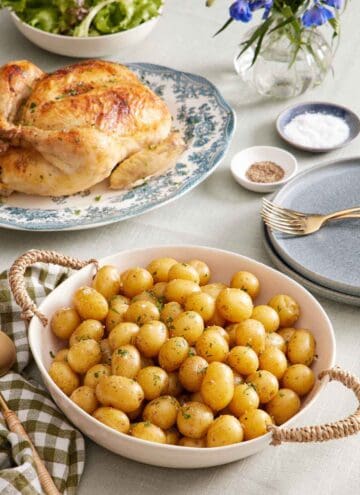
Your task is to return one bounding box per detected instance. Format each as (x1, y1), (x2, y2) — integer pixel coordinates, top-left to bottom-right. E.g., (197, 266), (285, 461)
(0, 63), (236, 231)
(276, 101), (360, 153)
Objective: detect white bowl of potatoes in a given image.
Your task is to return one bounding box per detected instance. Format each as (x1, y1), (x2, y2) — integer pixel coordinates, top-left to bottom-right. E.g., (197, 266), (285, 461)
(27, 245), (337, 468)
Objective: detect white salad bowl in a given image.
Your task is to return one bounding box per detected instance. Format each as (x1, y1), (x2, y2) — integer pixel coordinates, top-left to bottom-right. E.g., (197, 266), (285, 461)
(28, 245), (336, 468)
(10, 11), (161, 58)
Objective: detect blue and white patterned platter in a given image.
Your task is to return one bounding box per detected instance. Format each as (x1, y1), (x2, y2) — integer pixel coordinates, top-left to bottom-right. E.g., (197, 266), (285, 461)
(0, 63), (235, 231)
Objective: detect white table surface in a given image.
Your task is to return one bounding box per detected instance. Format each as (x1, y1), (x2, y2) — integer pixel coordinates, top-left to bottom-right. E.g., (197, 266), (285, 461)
(0, 2), (359, 494)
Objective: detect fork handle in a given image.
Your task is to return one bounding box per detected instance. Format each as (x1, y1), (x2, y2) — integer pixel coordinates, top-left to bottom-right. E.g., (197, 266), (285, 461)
(325, 207), (360, 222)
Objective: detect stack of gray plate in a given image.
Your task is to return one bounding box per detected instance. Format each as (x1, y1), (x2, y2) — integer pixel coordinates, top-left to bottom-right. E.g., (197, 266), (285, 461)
(263, 158), (360, 306)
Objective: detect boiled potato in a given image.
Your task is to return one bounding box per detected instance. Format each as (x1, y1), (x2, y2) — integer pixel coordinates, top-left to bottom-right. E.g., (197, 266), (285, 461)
(147, 257), (178, 283)
(143, 395), (180, 430)
(121, 268), (153, 298)
(112, 345), (141, 379)
(229, 383), (260, 416)
(259, 347), (287, 380)
(67, 339), (102, 374)
(51, 308), (81, 340)
(93, 265), (121, 300)
(49, 361), (79, 396)
(130, 422), (166, 443)
(266, 388), (301, 425)
(170, 311), (204, 345)
(152, 282), (168, 299)
(233, 372), (244, 386)
(136, 366), (169, 400)
(227, 346), (259, 375)
(158, 337), (189, 372)
(96, 375), (144, 412)
(252, 305), (280, 333)
(53, 348), (69, 363)
(281, 364), (315, 396)
(99, 338), (112, 365)
(108, 322), (140, 350)
(136, 321), (168, 357)
(93, 406), (130, 433)
(126, 301), (160, 326)
(201, 283), (227, 299)
(268, 294), (300, 328)
(195, 329), (229, 363)
(168, 263), (200, 284)
(230, 271), (260, 299)
(235, 319), (266, 354)
(277, 327), (296, 347)
(131, 290), (158, 305)
(206, 325), (230, 344)
(188, 260), (211, 285)
(84, 364), (111, 388)
(179, 356), (208, 392)
(201, 362), (234, 411)
(164, 279), (201, 305)
(69, 319), (104, 346)
(73, 287), (108, 321)
(265, 332), (286, 352)
(177, 402), (214, 439)
(178, 437), (206, 447)
(207, 415), (243, 447)
(240, 409), (273, 440)
(216, 288), (253, 323)
(165, 427), (181, 445)
(70, 385), (98, 414)
(160, 302), (183, 326)
(166, 372), (183, 397)
(287, 329), (316, 366)
(184, 292), (215, 322)
(106, 298), (129, 332)
(246, 370), (279, 403)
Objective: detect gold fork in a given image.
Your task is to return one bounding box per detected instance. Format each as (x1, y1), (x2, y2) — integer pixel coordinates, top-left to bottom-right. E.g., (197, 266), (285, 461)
(261, 198), (360, 236)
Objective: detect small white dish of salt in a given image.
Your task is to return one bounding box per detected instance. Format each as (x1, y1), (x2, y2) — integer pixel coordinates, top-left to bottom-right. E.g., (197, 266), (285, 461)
(276, 102), (360, 152)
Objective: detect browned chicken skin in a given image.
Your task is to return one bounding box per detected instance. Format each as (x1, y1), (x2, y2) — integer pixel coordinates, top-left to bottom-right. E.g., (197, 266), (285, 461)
(0, 59), (183, 197)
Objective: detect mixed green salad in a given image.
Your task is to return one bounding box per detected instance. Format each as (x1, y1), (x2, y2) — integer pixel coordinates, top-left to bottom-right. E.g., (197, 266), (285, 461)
(0, 0), (163, 36)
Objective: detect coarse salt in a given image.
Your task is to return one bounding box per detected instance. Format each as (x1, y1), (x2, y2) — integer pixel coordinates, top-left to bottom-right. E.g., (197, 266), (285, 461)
(283, 112), (350, 149)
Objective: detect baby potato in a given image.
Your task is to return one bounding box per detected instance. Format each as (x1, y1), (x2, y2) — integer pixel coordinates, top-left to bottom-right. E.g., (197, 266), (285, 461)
(229, 383), (260, 416)
(201, 283), (227, 299)
(130, 422), (166, 444)
(158, 337), (189, 372)
(126, 300), (160, 326)
(96, 375), (144, 412)
(84, 364), (111, 388)
(240, 409), (273, 440)
(69, 319), (104, 346)
(136, 321), (168, 357)
(195, 329), (229, 363)
(235, 319), (266, 354)
(188, 260), (211, 285)
(178, 437), (206, 447)
(287, 329), (316, 366)
(184, 292), (215, 322)
(136, 366), (169, 400)
(164, 279), (201, 305)
(67, 339), (102, 374)
(165, 427), (181, 445)
(265, 332), (286, 353)
(70, 385), (98, 414)
(268, 294), (300, 328)
(93, 406), (130, 434)
(206, 325), (230, 344)
(170, 311), (204, 345)
(99, 338), (112, 365)
(151, 282), (168, 299)
(201, 362), (234, 411)
(160, 302), (183, 326)
(112, 345), (141, 379)
(259, 347), (287, 380)
(207, 415), (243, 447)
(282, 364), (315, 396)
(179, 356), (208, 392)
(225, 324), (238, 348)
(51, 307), (81, 340)
(233, 372), (244, 386)
(266, 388), (301, 425)
(53, 348), (69, 363)
(277, 327), (296, 346)
(252, 305), (280, 333)
(106, 299), (129, 332)
(108, 322), (140, 350)
(227, 346), (259, 376)
(168, 263), (200, 284)
(177, 402), (214, 439)
(147, 257), (178, 283)
(166, 372), (183, 397)
(143, 395), (180, 430)
(230, 271), (260, 300)
(246, 370), (279, 404)
(93, 265), (121, 300)
(131, 290), (158, 305)
(122, 267), (153, 298)
(73, 287), (108, 321)
(49, 361), (80, 396)
(216, 288), (253, 323)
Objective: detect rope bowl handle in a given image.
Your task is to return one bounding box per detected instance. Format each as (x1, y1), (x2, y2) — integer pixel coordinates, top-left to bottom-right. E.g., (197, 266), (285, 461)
(9, 249), (98, 327)
(268, 367), (360, 445)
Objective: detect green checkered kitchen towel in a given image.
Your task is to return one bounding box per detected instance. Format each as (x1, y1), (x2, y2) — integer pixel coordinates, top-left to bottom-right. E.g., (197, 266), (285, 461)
(0, 262), (85, 494)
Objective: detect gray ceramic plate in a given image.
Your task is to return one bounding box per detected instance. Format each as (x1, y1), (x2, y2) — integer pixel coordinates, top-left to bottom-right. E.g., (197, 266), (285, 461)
(263, 227), (360, 307)
(268, 158), (360, 297)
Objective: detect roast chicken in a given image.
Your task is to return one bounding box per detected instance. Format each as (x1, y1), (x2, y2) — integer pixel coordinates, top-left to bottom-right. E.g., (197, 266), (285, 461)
(0, 59), (185, 197)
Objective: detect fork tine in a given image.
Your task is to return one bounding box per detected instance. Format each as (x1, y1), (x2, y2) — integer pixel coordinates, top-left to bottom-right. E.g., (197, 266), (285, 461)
(262, 203), (302, 221)
(262, 216), (305, 234)
(262, 199), (307, 219)
(261, 213), (304, 227)
(263, 222), (304, 235)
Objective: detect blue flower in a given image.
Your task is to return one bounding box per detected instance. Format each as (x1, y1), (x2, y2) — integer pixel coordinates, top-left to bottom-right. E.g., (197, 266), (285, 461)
(321, 0), (343, 8)
(229, 0), (252, 22)
(302, 3), (334, 27)
(249, 0), (273, 11)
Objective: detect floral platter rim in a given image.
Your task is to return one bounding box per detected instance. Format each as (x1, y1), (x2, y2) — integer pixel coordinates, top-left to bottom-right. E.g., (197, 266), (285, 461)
(0, 62), (236, 231)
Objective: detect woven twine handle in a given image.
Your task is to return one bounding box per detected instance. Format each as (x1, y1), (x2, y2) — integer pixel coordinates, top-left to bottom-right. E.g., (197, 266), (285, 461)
(269, 367), (360, 446)
(9, 249), (98, 327)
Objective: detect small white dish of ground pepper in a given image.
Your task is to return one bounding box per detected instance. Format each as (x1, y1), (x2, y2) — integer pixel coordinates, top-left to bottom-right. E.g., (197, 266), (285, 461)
(231, 145), (298, 193)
